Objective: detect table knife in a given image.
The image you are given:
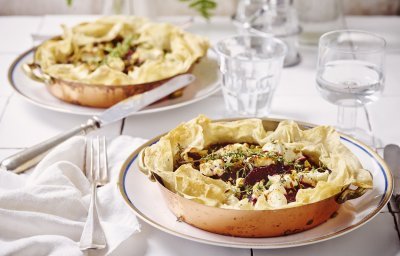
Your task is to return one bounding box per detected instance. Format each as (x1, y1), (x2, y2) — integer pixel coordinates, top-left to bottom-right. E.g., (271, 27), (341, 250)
(0, 74), (195, 173)
(384, 144), (400, 211)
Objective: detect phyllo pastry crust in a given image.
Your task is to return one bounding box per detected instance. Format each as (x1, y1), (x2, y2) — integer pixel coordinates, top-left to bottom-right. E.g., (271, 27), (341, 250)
(34, 16), (209, 86)
(140, 115), (373, 210)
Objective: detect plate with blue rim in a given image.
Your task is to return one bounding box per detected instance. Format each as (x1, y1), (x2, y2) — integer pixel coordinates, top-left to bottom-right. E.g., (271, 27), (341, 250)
(117, 118), (392, 249)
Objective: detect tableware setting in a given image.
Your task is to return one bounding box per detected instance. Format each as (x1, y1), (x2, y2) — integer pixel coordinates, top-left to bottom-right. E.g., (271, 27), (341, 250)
(9, 48), (220, 116)
(0, 117), (393, 253)
(8, 16), (221, 116)
(118, 117), (392, 248)
(0, 7), (399, 256)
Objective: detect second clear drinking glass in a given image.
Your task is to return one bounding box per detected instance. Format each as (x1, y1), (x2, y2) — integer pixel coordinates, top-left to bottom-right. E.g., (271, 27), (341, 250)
(316, 30), (386, 146)
(216, 35), (287, 117)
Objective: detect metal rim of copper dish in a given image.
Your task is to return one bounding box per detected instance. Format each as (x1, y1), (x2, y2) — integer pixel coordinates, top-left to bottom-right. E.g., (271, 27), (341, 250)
(117, 118), (393, 247)
(22, 63), (195, 109)
(24, 62), (190, 108)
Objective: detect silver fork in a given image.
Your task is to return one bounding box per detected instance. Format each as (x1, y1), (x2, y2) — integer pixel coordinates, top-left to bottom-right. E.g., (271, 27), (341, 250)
(79, 136), (109, 250)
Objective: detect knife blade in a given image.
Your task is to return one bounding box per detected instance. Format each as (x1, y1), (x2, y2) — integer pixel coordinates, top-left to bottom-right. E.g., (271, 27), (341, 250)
(0, 74), (195, 173)
(98, 74), (195, 126)
(384, 144), (400, 210)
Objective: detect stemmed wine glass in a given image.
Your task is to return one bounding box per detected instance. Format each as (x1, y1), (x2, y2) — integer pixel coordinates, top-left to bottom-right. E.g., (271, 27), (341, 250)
(316, 30), (386, 146)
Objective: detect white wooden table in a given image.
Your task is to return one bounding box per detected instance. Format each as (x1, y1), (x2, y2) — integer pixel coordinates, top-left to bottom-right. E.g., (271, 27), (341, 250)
(0, 15), (399, 256)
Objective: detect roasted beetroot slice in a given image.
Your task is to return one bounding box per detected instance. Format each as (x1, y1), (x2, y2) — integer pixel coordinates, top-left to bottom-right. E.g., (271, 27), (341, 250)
(244, 164), (290, 186)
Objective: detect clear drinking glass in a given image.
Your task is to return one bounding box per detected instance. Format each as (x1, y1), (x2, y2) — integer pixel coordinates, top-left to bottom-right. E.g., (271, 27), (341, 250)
(216, 35), (287, 117)
(316, 30), (386, 145)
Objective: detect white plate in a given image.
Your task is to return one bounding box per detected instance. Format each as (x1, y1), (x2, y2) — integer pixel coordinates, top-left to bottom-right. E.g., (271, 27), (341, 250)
(8, 49), (221, 116)
(118, 130), (392, 249)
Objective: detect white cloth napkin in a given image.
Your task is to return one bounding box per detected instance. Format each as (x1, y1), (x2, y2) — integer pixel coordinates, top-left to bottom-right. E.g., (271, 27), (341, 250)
(0, 136), (146, 256)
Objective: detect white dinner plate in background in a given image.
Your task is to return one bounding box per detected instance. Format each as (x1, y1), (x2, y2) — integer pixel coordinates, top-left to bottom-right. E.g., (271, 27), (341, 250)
(8, 49), (221, 116)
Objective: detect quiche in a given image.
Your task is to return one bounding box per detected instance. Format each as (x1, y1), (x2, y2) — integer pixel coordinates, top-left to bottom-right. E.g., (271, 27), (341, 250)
(34, 16), (209, 85)
(139, 115), (373, 210)
(28, 16), (209, 107)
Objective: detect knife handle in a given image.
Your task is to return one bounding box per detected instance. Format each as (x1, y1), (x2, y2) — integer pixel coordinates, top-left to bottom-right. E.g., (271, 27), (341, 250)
(0, 118), (99, 173)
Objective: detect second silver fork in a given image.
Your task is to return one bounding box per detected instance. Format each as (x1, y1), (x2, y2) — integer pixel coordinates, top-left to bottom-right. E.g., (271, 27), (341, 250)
(79, 136), (109, 250)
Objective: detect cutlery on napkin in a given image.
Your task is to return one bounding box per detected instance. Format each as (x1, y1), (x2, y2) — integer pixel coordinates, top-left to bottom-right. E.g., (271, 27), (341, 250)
(0, 135), (145, 256)
(384, 144), (400, 211)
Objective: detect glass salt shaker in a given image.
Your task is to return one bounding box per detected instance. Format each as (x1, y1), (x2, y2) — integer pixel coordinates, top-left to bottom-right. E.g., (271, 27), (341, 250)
(233, 0), (301, 67)
(233, 0), (267, 34)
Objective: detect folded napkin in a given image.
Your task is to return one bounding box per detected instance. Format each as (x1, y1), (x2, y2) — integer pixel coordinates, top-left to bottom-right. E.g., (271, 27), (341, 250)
(0, 136), (146, 256)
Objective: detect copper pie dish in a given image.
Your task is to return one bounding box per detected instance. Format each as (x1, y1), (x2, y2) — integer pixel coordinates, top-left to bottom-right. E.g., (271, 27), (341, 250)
(136, 117), (372, 238)
(22, 16), (209, 108)
(22, 61), (194, 108)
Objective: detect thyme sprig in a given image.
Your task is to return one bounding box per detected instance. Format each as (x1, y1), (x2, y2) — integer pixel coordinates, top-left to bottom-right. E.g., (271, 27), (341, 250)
(179, 0), (217, 20)
(107, 35), (134, 58)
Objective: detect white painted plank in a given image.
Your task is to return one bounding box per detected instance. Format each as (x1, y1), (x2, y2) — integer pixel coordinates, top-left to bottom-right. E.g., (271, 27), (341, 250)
(0, 54), (19, 97)
(112, 220), (250, 256)
(368, 97), (400, 146)
(253, 213), (400, 256)
(0, 94), (122, 148)
(0, 96), (9, 122)
(122, 95), (373, 140)
(0, 16), (41, 53)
